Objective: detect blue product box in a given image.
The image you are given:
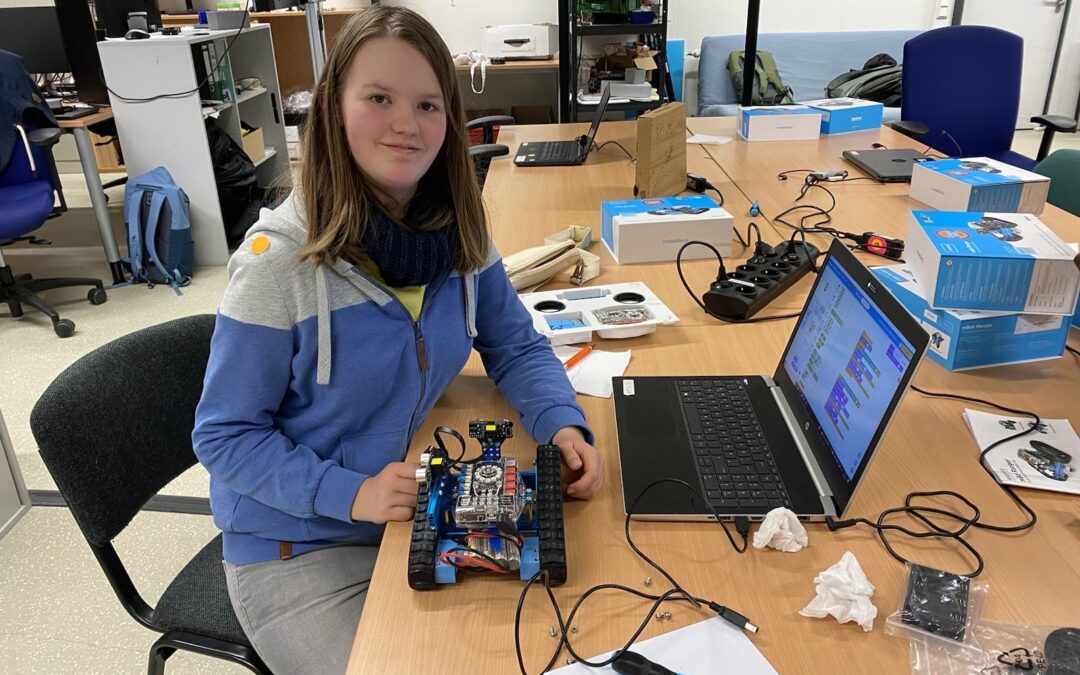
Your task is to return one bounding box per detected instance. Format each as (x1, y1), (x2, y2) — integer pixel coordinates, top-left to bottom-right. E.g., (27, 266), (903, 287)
(906, 210), (1080, 314)
(801, 97), (883, 134)
(872, 265), (1070, 370)
(737, 105), (821, 141)
(600, 195), (731, 264)
(910, 157), (1050, 215)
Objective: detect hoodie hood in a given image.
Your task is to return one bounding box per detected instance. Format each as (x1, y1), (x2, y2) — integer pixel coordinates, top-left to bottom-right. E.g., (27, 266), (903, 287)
(241, 194), (396, 385)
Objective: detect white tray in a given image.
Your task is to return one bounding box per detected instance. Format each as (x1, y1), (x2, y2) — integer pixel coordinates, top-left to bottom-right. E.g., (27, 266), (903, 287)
(518, 282), (679, 345)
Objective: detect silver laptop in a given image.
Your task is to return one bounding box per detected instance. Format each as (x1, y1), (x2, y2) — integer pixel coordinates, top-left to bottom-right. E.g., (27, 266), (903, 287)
(612, 240), (929, 522)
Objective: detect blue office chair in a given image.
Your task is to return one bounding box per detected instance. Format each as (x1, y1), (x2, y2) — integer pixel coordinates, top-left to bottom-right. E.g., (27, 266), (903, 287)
(1, 119), (108, 337)
(896, 25), (1076, 170)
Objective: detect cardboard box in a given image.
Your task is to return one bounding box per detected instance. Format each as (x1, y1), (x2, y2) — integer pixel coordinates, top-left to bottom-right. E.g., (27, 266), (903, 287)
(872, 265), (1070, 370)
(906, 210), (1080, 314)
(801, 97), (883, 134)
(910, 157), (1050, 215)
(737, 105), (821, 142)
(601, 195), (732, 264)
(241, 124), (265, 164)
(603, 44), (659, 73)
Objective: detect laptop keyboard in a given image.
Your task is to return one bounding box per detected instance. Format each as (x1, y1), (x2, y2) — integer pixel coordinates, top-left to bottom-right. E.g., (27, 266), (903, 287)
(677, 379), (792, 512)
(534, 141), (580, 163)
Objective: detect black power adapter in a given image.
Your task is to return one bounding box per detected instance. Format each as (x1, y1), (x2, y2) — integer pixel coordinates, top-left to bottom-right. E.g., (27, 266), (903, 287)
(702, 240), (819, 321)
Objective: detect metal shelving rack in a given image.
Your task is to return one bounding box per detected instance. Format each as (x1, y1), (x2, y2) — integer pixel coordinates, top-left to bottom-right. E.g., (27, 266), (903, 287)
(558, 1), (671, 121)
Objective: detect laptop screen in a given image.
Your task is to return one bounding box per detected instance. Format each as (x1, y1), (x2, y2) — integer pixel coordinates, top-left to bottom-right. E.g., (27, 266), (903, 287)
(582, 88), (611, 154)
(774, 242), (926, 512)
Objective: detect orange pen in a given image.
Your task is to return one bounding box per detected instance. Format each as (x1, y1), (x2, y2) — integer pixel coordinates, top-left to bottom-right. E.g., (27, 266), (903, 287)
(563, 344), (594, 370)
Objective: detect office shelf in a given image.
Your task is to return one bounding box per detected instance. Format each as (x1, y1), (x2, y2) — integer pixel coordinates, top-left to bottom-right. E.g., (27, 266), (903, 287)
(253, 146), (277, 168)
(236, 87), (268, 105)
(558, 1), (671, 122)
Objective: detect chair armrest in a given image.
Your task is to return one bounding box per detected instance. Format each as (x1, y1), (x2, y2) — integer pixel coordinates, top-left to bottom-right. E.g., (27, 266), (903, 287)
(1031, 114), (1077, 133)
(891, 120), (930, 139)
(469, 143), (510, 161)
(28, 127), (63, 147)
(465, 115), (516, 130)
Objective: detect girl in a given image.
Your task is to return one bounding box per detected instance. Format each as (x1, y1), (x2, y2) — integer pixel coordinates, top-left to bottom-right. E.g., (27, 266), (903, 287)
(192, 6), (603, 674)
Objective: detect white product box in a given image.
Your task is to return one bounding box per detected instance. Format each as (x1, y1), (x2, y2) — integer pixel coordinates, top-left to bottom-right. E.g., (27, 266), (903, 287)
(518, 282), (679, 346)
(481, 24), (558, 60)
(800, 97), (884, 134)
(910, 157), (1050, 215)
(737, 105), (821, 142)
(906, 210), (1080, 315)
(600, 196), (732, 264)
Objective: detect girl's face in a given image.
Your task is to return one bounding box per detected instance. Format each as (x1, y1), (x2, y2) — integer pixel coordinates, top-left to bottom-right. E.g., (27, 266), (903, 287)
(339, 37), (448, 206)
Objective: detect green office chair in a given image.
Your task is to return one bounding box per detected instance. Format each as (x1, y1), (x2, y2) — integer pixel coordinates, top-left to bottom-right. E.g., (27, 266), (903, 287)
(1033, 149), (1080, 218)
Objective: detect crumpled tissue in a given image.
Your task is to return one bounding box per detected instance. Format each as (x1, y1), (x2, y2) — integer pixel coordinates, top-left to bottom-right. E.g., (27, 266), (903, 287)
(799, 551), (877, 632)
(752, 507), (808, 552)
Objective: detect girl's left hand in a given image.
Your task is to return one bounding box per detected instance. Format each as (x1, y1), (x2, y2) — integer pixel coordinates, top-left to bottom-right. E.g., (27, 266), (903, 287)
(551, 426), (604, 499)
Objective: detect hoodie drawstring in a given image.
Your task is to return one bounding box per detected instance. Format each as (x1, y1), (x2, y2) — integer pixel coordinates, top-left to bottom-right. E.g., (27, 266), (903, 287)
(464, 271), (478, 338)
(316, 265), (332, 385)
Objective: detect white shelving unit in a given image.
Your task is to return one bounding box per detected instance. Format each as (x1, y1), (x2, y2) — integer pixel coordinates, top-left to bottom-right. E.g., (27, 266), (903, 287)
(99, 25), (290, 266)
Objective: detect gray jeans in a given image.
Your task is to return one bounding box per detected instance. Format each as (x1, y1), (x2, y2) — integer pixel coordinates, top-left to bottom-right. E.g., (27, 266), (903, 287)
(224, 544), (379, 675)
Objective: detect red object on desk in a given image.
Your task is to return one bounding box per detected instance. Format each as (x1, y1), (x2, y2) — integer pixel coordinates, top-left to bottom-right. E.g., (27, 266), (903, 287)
(563, 344), (594, 370)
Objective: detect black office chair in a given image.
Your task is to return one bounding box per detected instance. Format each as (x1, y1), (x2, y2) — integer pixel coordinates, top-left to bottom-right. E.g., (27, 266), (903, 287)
(466, 115), (514, 189)
(30, 314), (270, 675)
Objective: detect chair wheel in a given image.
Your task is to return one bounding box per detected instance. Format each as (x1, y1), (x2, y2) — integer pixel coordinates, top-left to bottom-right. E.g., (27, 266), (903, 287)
(54, 319), (75, 338)
(88, 288), (108, 305)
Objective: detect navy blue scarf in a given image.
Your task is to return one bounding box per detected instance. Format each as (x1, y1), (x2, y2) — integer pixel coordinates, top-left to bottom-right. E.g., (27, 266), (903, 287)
(361, 198), (457, 287)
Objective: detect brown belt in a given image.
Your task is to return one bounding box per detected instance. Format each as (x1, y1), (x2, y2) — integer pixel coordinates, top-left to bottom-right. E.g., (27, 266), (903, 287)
(279, 541), (293, 560)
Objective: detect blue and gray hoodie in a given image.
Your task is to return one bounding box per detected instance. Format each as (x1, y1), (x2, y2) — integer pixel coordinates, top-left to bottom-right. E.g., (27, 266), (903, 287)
(193, 195), (591, 564)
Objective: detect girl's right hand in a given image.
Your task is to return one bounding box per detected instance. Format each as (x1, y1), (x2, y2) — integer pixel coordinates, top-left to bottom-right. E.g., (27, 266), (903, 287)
(350, 462), (420, 523)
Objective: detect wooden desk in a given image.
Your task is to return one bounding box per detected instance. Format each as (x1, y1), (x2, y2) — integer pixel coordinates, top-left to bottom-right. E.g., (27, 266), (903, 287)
(348, 120), (1080, 675)
(56, 107), (126, 284)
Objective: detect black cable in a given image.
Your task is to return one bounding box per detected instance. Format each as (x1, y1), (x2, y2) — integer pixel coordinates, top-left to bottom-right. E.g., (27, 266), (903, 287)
(919, 128), (964, 158)
(594, 139), (634, 160)
(514, 478), (753, 674)
(443, 545), (510, 571)
(104, 13), (250, 103)
(707, 186), (724, 207)
(675, 240), (806, 324)
(1065, 345), (1079, 358)
(826, 386), (1040, 577)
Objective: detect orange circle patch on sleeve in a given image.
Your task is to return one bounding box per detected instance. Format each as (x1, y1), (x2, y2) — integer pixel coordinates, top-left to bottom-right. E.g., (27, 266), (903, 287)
(251, 235), (270, 255)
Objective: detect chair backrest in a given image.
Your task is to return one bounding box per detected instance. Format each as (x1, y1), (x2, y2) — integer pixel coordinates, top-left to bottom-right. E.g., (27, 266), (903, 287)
(1034, 149), (1080, 218)
(698, 30), (921, 116)
(30, 314), (217, 546)
(901, 25), (1022, 158)
(0, 123), (51, 189)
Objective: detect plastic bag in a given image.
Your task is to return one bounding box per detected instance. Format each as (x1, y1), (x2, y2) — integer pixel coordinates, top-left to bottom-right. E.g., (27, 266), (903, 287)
(909, 621), (1080, 674)
(885, 564), (988, 647)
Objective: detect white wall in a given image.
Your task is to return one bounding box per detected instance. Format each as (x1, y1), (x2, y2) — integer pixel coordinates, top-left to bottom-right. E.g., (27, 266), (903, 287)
(1049, 8), (1080, 119)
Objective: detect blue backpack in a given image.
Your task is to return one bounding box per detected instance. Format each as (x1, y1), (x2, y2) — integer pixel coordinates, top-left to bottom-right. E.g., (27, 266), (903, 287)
(123, 166), (193, 294)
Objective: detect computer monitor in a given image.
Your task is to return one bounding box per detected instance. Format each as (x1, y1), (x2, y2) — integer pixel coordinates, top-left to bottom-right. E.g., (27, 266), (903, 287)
(0, 7), (71, 75)
(55, 0), (110, 105)
(96, 0), (163, 38)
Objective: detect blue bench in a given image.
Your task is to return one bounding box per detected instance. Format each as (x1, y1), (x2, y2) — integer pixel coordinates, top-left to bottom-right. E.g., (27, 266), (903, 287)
(697, 30), (922, 121)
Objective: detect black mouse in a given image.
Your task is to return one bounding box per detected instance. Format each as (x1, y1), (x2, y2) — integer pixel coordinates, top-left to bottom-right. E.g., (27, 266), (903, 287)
(125, 29), (150, 40)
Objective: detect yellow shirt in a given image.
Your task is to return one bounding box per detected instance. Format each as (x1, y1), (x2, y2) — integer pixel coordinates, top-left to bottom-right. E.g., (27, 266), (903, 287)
(357, 260), (425, 322)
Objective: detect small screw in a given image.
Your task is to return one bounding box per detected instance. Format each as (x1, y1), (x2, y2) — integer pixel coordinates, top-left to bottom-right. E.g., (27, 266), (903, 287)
(662, 611), (672, 620)
(549, 626), (557, 638)
(654, 611), (664, 620)
(566, 657), (576, 665)
(643, 576), (652, 587)
(570, 625), (579, 634)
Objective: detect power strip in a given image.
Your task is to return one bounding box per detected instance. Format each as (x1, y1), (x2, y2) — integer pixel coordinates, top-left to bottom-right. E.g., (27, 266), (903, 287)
(702, 240), (820, 321)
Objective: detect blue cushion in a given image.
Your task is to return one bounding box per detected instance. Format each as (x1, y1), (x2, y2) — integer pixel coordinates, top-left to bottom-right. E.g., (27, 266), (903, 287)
(0, 179), (53, 240)
(698, 30), (922, 117)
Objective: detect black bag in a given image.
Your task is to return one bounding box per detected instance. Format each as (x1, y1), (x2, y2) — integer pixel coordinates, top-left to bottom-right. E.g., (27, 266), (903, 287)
(826, 53), (903, 107)
(205, 120), (263, 248)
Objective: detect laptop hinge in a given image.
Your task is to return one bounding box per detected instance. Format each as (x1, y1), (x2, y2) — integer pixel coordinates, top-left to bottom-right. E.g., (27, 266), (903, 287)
(765, 378), (838, 517)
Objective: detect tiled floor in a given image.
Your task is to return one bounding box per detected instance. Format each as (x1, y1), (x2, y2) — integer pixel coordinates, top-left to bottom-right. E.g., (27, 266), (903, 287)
(2, 127), (1078, 672)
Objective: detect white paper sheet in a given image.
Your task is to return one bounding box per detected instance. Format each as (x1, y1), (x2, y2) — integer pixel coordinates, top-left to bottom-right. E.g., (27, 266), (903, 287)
(548, 617), (778, 675)
(687, 134), (734, 146)
(554, 346), (631, 399)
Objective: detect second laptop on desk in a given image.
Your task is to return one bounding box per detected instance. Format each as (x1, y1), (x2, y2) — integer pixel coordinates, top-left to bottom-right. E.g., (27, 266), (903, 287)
(613, 240), (930, 522)
(514, 88), (611, 167)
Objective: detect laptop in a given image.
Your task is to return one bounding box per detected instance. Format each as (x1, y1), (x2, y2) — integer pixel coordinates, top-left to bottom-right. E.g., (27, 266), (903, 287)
(842, 148), (931, 183)
(613, 240), (929, 522)
(514, 88), (610, 167)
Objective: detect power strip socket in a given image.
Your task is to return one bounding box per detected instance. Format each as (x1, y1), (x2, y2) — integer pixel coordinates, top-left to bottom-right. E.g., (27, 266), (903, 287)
(702, 241), (820, 321)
